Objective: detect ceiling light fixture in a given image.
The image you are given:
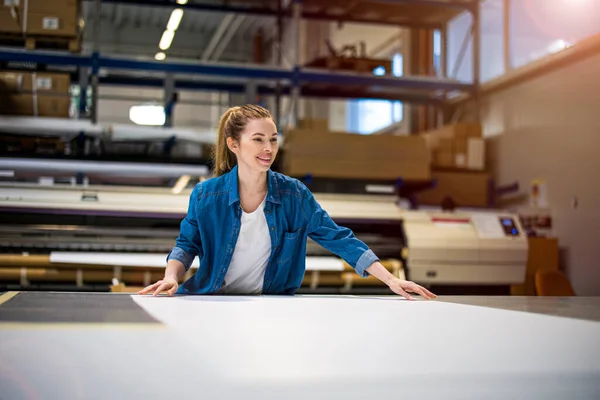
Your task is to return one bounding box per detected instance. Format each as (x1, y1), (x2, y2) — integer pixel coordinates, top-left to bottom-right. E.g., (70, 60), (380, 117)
(167, 8), (184, 31)
(155, 52), (166, 61)
(159, 30), (175, 50)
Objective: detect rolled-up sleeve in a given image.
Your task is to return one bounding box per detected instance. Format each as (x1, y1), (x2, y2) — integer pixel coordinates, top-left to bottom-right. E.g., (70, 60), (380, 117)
(166, 183), (203, 271)
(299, 182), (379, 278)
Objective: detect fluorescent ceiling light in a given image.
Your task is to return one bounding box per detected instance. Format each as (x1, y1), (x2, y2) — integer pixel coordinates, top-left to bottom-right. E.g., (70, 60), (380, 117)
(155, 52), (166, 61)
(129, 104), (166, 126)
(167, 8), (184, 32)
(176, 0), (188, 4)
(159, 30), (175, 50)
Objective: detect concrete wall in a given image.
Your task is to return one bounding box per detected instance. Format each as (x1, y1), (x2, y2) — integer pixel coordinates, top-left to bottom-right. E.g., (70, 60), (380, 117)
(469, 51), (600, 295)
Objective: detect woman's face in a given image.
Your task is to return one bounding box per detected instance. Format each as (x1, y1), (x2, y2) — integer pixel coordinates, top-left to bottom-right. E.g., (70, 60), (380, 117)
(229, 118), (279, 173)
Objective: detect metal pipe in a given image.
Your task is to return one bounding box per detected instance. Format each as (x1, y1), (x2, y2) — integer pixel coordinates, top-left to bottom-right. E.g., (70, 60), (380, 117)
(451, 19), (473, 79)
(202, 14), (236, 61)
(210, 15), (247, 61)
(98, 94), (227, 106)
(91, 0), (101, 125)
(504, 0), (511, 72)
(1, 158), (209, 177)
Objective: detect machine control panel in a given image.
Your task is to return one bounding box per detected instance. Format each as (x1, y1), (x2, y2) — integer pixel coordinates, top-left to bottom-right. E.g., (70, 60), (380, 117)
(499, 217), (520, 237)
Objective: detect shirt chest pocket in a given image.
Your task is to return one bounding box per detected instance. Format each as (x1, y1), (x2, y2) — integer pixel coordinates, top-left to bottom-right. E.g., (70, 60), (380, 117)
(277, 229), (302, 264)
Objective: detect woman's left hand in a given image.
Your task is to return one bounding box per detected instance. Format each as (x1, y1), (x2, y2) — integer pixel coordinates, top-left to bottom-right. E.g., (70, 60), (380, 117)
(387, 277), (437, 300)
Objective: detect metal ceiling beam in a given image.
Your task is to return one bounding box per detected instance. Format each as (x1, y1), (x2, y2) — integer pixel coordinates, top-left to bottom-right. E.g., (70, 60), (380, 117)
(210, 15), (246, 61)
(201, 14), (236, 61)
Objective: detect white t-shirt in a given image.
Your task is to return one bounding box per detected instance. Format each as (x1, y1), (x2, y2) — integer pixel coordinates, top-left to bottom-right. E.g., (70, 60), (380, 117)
(218, 197), (271, 294)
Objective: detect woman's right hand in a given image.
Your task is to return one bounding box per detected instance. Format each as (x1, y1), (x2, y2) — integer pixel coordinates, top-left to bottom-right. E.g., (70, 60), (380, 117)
(137, 277), (179, 296)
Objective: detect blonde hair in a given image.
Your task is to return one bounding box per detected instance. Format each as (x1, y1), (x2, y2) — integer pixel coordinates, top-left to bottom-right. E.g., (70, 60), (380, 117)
(212, 104), (274, 176)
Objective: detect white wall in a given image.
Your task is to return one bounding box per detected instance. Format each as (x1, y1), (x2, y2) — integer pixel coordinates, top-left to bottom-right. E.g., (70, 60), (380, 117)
(471, 52), (600, 296)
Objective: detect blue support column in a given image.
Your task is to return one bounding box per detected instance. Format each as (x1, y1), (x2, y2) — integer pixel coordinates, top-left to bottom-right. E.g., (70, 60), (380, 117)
(163, 73), (175, 128)
(78, 67), (88, 119)
(90, 52), (100, 124)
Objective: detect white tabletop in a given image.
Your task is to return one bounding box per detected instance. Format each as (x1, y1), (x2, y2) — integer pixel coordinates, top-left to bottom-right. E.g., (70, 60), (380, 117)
(0, 295), (600, 400)
(2, 295), (598, 399)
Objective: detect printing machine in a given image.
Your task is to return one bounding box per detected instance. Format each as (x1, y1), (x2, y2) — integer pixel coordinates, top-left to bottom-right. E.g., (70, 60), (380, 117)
(0, 181), (528, 291)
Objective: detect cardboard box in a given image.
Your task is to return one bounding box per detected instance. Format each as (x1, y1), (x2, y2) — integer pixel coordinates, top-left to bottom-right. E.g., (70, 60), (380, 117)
(21, 0), (78, 14)
(298, 118), (329, 131)
(0, 9), (21, 33)
(414, 170), (491, 208)
(0, 71), (25, 91)
(283, 129), (431, 181)
(0, 71), (71, 93)
(0, 71), (71, 117)
(0, 93), (70, 117)
(433, 148), (454, 168)
(420, 123), (485, 171)
(25, 12), (78, 36)
(0, 0), (79, 36)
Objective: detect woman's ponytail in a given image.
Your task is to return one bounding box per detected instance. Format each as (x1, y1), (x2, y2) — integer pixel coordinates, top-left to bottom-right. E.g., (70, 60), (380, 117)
(211, 104), (273, 176)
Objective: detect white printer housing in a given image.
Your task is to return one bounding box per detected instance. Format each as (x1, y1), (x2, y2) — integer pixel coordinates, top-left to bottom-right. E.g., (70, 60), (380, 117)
(403, 211), (528, 284)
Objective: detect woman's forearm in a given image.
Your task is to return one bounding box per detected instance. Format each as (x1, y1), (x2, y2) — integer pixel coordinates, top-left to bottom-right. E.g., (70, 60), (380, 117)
(164, 259), (186, 282)
(365, 261), (396, 285)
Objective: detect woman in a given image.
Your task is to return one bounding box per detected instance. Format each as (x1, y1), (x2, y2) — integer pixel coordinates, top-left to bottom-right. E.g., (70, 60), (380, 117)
(138, 104), (436, 300)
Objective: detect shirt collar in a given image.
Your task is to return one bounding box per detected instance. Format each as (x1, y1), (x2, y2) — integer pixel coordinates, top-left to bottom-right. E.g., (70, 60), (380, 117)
(228, 165), (281, 206)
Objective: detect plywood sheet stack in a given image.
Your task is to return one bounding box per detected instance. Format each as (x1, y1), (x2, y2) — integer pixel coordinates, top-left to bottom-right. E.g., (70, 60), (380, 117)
(0, 70), (71, 117)
(283, 128), (431, 181)
(0, 0), (81, 52)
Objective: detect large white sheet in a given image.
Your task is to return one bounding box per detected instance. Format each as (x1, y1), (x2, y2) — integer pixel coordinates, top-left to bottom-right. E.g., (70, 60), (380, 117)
(130, 295), (600, 398)
(2, 295), (599, 399)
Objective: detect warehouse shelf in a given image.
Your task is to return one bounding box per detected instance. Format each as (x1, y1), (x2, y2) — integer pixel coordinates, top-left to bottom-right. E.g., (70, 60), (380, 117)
(88, 0), (474, 29)
(0, 47), (473, 104)
(0, 0), (481, 163)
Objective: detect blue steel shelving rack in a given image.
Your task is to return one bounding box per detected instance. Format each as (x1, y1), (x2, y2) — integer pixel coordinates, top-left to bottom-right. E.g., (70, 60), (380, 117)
(0, 0), (481, 127)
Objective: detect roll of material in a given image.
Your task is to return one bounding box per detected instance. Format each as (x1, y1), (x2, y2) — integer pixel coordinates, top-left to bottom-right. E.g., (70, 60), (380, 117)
(0, 116), (217, 144)
(108, 123), (216, 144)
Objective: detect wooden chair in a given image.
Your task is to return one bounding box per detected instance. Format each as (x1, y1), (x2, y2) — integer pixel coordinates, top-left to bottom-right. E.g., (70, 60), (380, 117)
(534, 271), (576, 296)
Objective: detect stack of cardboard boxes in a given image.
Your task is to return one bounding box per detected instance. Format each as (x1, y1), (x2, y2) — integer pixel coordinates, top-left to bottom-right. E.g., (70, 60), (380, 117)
(415, 123), (491, 208)
(0, 1), (78, 118)
(421, 123), (485, 171)
(282, 119), (491, 208)
(0, 0), (80, 38)
(0, 70), (71, 117)
(283, 120), (431, 181)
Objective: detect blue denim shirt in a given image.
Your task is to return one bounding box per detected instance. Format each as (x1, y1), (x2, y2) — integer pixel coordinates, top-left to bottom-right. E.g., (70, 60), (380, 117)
(168, 165), (380, 295)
